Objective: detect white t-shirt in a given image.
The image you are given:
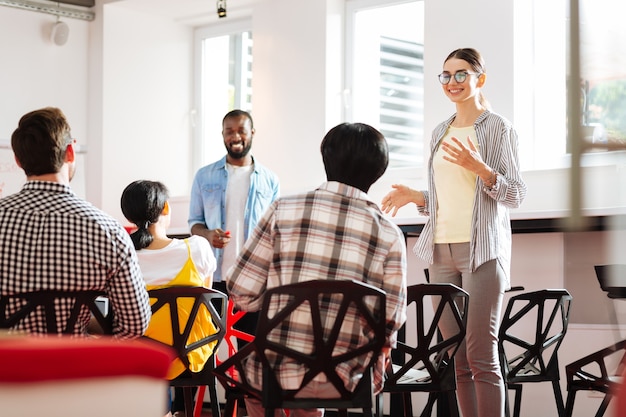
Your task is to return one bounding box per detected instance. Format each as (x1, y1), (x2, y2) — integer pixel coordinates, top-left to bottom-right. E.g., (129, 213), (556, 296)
(136, 235), (216, 286)
(223, 163), (253, 278)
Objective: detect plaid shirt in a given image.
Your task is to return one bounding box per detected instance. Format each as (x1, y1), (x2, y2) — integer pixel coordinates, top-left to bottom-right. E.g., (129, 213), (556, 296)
(0, 181), (151, 338)
(227, 181), (407, 393)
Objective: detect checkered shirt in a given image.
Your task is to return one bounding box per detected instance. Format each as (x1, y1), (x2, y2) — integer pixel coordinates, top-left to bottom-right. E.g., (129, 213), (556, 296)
(0, 181), (151, 338)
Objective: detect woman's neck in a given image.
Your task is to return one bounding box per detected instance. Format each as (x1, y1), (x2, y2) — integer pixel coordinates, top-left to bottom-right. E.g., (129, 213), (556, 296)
(146, 225), (172, 250)
(452, 101), (486, 127)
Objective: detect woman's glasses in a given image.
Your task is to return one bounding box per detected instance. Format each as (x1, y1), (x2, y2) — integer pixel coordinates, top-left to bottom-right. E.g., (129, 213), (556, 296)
(438, 70), (481, 85)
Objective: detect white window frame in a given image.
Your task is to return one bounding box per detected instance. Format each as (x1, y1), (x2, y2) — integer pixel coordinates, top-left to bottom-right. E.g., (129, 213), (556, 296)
(345, 0), (425, 180)
(193, 18), (253, 174)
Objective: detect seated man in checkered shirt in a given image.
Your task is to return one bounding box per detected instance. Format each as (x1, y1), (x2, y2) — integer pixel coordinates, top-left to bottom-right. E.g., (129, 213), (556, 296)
(0, 107), (151, 338)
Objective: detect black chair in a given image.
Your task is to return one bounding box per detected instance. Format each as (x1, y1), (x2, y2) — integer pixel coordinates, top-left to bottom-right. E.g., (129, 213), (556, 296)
(563, 265), (626, 417)
(146, 286), (227, 417)
(376, 283), (469, 417)
(213, 279), (387, 417)
(564, 339), (626, 417)
(498, 289), (573, 417)
(594, 264), (626, 300)
(0, 289), (112, 335)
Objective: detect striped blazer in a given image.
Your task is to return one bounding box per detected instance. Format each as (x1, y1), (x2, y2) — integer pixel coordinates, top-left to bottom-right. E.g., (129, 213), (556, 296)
(413, 110), (527, 287)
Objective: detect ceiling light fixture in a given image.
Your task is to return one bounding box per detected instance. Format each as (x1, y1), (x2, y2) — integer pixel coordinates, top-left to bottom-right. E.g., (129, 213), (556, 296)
(217, 0), (226, 18)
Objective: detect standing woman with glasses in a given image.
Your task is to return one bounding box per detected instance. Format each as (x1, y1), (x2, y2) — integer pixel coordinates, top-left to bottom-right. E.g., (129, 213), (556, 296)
(381, 48), (526, 417)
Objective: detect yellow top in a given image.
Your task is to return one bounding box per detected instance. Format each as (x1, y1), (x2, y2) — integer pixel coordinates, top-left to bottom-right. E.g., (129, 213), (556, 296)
(144, 239), (218, 380)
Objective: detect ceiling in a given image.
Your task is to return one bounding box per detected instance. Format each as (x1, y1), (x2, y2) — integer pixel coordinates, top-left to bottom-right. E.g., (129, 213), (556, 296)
(108, 0), (256, 27)
(46, 0), (626, 81)
(49, 0), (256, 26)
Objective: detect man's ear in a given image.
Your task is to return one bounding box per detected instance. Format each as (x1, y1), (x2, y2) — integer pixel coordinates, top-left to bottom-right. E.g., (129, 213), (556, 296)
(14, 155), (22, 168)
(65, 142), (76, 163)
(162, 200), (170, 216)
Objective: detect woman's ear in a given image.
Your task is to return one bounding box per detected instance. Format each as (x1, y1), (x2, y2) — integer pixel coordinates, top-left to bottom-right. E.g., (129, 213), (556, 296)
(477, 73), (487, 88)
(162, 200), (170, 216)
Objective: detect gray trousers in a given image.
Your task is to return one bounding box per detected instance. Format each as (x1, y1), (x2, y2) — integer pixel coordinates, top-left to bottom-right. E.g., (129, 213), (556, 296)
(430, 243), (506, 417)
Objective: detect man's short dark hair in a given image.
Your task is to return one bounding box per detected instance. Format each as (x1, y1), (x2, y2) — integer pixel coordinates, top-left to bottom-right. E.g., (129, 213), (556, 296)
(11, 107), (72, 176)
(321, 123), (389, 192)
(223, 109), (254, 129)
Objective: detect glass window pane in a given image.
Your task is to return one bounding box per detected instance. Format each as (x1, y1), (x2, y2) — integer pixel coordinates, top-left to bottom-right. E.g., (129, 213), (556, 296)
(348, 1), (424, 169)
(580, 0), (626, 149)
(199, 31), (253, 165)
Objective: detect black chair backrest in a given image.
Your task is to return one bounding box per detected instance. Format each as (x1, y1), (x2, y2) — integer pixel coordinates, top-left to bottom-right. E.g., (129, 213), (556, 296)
(214, 279), (387, 412)
(595, 264), (626, 299)
(383, 283), (469, 392)
(146, 286), (227, 372)
(0, 290), (112, 335)
(499, 289), (572, 383)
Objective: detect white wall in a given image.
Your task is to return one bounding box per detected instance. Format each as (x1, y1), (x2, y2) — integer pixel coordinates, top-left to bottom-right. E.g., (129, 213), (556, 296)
(0, 1), (624, 415)
(95, 2), (194, 222)
(0, 6), (89, 155)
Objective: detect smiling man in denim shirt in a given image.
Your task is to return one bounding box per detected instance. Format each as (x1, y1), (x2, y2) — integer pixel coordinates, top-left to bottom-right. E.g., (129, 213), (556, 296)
(188, 109), (280, 286)
(184, 109), (279, 416)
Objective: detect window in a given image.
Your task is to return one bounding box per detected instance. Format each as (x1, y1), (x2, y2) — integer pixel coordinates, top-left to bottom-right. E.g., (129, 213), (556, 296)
(193, 21), (253, 170)
(345, 0), (425, 171)
(514, 0), (626, 170)
(579, 0), (626, 150)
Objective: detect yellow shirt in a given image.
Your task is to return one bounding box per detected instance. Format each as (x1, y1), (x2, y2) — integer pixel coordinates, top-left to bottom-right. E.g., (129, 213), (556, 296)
(433, 126), (478, 243)
(144, 239), (218, 379)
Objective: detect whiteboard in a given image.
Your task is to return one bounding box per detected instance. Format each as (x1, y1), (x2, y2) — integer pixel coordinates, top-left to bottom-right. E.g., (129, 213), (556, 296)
(0, 139), (86, 199)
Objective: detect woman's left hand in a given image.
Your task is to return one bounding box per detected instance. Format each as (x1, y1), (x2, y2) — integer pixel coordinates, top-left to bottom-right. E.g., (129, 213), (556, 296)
(441, 135), (485, 174)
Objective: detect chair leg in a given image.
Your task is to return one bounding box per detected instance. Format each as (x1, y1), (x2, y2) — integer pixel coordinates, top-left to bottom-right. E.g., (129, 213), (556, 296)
(420, 393), (436, 417)
(510, 384), (522, 417)
(208, 381), (221, 417)
(595, 394), (613, 417)
(564, 390), (577, 417)
(223, 389), (239, 417)
(446, 390), (460, 417)
(404, 392), (415, 417)
(551, 379), (566, 417)
(183, 387), (195, 417)
(504, 383), (511, 417)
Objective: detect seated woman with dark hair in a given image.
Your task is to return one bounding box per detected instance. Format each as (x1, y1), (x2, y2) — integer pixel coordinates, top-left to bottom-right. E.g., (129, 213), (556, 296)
(121, 180), (217, 417)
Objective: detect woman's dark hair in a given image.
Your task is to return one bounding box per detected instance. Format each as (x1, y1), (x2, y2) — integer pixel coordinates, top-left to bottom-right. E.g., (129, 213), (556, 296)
(320, 122), (388, 193)
(445, 48), (491, 109)
(120, 180), (169, 250)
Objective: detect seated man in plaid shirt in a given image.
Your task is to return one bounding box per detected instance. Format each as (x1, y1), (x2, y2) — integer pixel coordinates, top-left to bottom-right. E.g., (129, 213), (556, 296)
(227, 122), (408, 417)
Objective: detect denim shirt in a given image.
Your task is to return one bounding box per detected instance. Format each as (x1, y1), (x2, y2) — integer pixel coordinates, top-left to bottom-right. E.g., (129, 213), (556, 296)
(188, 155), (280, 282)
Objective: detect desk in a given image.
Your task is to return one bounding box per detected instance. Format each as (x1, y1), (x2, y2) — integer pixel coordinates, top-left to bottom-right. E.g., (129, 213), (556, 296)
(395, 210), (626, 239)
